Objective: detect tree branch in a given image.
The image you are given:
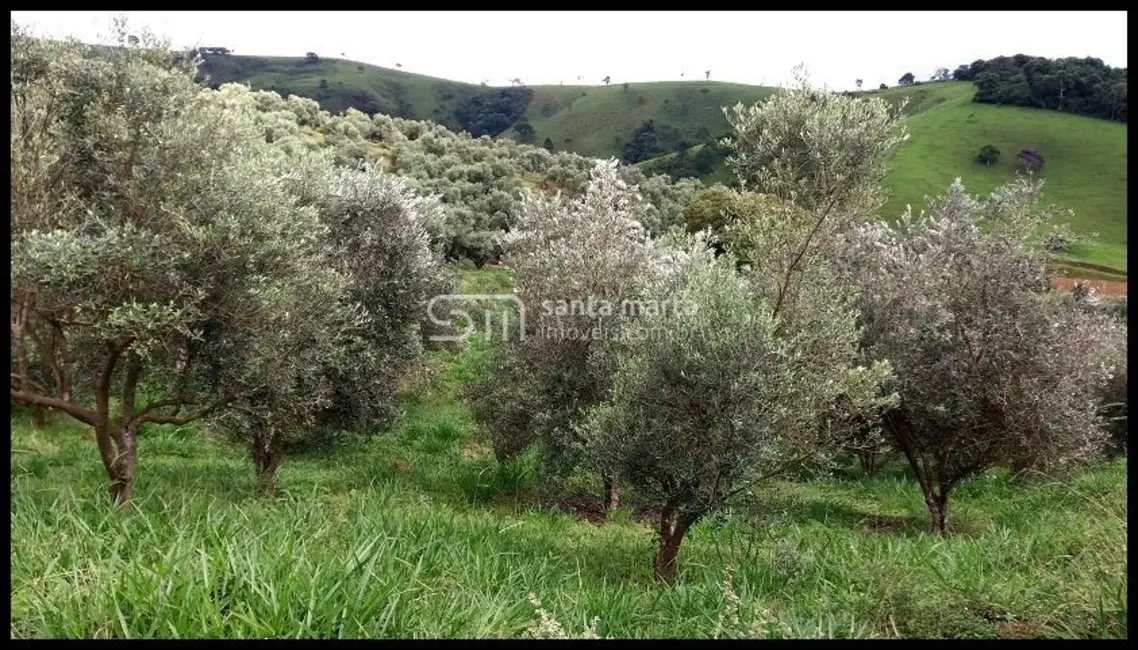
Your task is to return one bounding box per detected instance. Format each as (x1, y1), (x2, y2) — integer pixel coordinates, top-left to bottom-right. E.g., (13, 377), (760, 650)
(10, 389), (99, 427)
(771, 191), (841, 320)
(10, 373), (50, 396)
(95, 335), (135, 422)
(139, 397), (231, 425)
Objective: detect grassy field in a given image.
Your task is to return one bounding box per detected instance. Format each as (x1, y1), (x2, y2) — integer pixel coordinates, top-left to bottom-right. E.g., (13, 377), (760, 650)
(10, 270), (1128, 638)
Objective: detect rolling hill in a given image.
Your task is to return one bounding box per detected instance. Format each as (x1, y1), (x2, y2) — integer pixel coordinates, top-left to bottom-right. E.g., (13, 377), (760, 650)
(199, 55), (1126, 274)
(516, 81), (773, 158)
(196, 53), (772, 158)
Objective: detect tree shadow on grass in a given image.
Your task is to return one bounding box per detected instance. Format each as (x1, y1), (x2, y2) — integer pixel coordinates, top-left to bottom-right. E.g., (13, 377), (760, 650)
(748, 493), (988, 538)
(139, 454), (399, 507)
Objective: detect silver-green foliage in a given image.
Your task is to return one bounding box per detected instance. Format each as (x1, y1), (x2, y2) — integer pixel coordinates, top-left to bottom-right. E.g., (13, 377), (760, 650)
(10, 23), (361, 502)
(473, 160), (664, 481)
(584, 77), (904, 583)
(837, 177), (1123, 530)
(9, 22), (445, 501)
(724, 67), (908, 217)
(586, 240), (891, 582)
(215, 83), (699, 264)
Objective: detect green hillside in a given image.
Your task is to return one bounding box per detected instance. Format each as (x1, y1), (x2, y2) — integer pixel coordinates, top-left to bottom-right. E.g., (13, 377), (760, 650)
(873, 82), (1127, 272)
(201, 56), (1126, 273)
(518, 81), (773, 158)
(198, 54), (774, 159)
(196, 54), (482, 124)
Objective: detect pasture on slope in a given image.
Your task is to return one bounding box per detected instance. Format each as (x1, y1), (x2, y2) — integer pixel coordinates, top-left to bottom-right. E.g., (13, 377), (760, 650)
(519, 81), (773, 158)
(9, 268), (1127, 639)
(873, 82), (1128, 272)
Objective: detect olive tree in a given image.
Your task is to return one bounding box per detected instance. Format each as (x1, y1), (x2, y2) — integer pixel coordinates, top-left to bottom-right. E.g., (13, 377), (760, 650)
(581, 80), (906, 584)
(213, 157), (449, 495)
(723, 69), (908, 318)
(838, 178), (1123, 532)
(9, 24), (357, 505)
(473, 160), (663, 509)
(585, 242), (892, 584)
(212, 254), (367, 496)
(291, 161), (452, 430)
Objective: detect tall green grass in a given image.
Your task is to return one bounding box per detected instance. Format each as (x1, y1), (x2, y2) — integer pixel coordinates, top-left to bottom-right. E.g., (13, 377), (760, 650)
(10, 337), (1127, 638)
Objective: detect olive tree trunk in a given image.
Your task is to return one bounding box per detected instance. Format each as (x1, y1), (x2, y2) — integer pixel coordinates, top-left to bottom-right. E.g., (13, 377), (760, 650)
(251, 430), (284, 497)
(653, 500), (693, 585)
(602, 474), (622, 511)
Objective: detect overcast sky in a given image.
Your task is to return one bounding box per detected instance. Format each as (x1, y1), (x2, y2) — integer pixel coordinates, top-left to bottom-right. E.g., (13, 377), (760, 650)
(11, 11), (1128, 90)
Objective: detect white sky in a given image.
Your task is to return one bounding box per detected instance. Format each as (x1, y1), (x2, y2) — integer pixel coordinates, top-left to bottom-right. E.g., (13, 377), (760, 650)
(11, 11), (1128, 91)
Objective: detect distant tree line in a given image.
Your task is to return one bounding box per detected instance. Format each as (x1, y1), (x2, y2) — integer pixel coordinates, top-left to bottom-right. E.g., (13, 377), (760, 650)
(952, 54), (1126, 122)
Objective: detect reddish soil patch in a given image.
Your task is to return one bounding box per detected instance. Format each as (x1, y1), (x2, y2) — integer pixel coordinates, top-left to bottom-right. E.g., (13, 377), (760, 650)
(994, 619), (1042, 639)
(858, 514), (911, 533)
(1051, 275), (1127, 297)
(551, 494), (608, 525)
(964, 601), (1043, 638)
(966, 601), (1012, 622)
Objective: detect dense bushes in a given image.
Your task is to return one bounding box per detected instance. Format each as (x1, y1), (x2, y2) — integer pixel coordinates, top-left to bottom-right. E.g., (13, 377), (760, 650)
(472, 161), (666, 507)
(454, 86), (535, 138)
(211, 83), (697, 265)
(837, 178), (1124, 531)
(620, 119), (685, 164)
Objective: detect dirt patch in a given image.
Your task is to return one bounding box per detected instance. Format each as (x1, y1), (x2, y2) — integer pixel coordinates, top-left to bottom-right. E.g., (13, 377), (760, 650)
(963, 602), (1044, 639)
(459, 439), (492, 461)
(858, 514), (911, 533)
(1051, 275), (1127, 297)
(966, 601), (1012, 622)
(993, 619), (1042, 639)
(551, 494), (608, 525)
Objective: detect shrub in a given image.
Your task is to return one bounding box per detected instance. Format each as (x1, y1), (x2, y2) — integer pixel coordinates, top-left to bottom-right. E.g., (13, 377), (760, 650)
(586, 242), (893, 584)
(582, 74), (907, 584)
(976, 144), (1000, 166)
(478, 160), (665, 508)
